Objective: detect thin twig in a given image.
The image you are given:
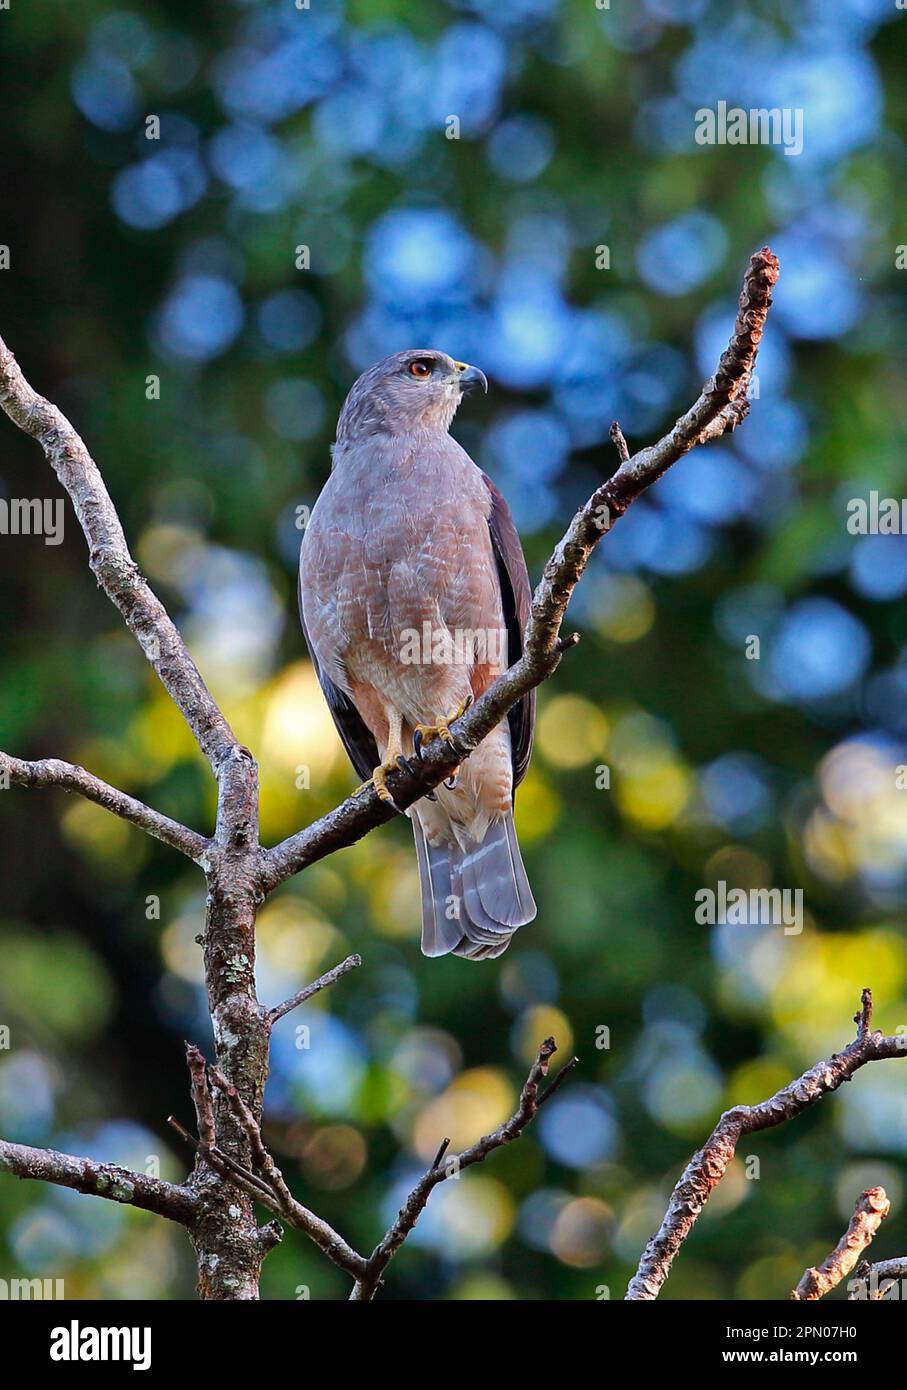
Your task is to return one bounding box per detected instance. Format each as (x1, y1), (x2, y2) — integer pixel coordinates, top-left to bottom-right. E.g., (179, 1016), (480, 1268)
(186, 1043), (217, 1151)
(167, 1117), (198, 1150)
(431, 1137), (452, 1169)
(855, 986), (873, 1038)
(626, 990), (907, 1300)
(202, 1061), (368, 1278)
(791, 1187), (890, 1301)
(0, 752), (209, 862)
(207, 1065), (287, 1196)
(350, 1037), (577, 1300)
(269, 953), (362, 1024)
(609, 420), (630, 462)
(167, 1113), (289, 1204)
(538, 1055), (579, 1106)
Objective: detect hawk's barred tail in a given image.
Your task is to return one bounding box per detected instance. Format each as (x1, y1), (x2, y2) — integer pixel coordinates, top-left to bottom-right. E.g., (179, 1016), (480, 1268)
(412, 811), (536, 961)
(412, 826), (463, 958)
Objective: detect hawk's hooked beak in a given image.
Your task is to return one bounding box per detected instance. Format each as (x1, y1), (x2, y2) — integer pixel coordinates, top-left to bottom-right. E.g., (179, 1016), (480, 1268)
(454, 361), (488, 394)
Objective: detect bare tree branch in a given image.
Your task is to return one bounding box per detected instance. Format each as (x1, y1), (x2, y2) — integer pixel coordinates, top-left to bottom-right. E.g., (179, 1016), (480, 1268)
(626, 989), (907, 1300)
(0, 751), (210, 863)
(791, 1187), (890, 1301)
(855, 985), (874, 1038)
(848, 1256), (907, 1301)
(168, 1113), (277, 1202)
(350, 1036), (579, 1300)
(201, 1062), (369, 1279)
(0, 337), (239, 774)
(0, 1138), (198, 1227)
(609, 420), (630, 463)
(187, 1043), (217, 1151)
(269, 952), (362, 1024)
(0, 331), (271, 1296)
(261, 246), (780, 892)
(169, 1035), (576, 1295)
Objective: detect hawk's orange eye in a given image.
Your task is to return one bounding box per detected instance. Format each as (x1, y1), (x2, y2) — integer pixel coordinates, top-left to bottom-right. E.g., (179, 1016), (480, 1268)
(408, 360), (432, 378)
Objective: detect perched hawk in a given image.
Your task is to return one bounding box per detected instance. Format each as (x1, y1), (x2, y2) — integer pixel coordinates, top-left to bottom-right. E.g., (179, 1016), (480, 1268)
(299, 349), (536, 961)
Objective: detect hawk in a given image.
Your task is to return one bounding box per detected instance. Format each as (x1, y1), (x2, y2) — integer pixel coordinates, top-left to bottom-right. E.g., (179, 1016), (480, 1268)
(298, 349), (536, 961)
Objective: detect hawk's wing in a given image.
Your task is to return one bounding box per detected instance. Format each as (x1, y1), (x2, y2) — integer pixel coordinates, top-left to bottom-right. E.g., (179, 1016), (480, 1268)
(297, 572), (379, 783)
(482, 472), (535, 790)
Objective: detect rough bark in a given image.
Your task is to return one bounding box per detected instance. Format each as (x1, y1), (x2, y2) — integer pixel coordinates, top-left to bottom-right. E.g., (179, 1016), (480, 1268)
(791, 1186), (890, 1301)
(0, 1138), (198, 1226)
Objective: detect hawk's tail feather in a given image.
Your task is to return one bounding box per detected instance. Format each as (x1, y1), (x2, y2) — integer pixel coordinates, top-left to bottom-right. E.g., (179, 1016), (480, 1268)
(412, 810), (536, 962)
(412, 820), (464, 958)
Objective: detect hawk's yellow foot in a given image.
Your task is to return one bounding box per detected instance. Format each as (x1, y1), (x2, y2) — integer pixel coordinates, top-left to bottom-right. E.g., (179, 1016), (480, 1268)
(355, 752), (413, 814)
(413, 694), (474, 769)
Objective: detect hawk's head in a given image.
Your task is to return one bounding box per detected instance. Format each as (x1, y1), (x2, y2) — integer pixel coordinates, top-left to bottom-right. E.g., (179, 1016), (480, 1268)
(335, 350), (487, 446)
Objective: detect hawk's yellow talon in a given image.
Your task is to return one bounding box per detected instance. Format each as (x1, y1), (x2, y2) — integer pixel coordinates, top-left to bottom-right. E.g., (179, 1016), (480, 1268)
(413, 694), (474, 760)
(373, 766), (394, 802)
(357, 754), (407, 813)
(452, 692), (474, 721)
(414, 718), (452, 747)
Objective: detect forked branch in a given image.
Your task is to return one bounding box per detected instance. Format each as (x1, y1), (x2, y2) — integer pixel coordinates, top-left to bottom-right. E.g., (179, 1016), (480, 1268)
(626, 990), (907, 1300)
(171, 1034), (575, 1297)
(350, 1035), (578, 1299)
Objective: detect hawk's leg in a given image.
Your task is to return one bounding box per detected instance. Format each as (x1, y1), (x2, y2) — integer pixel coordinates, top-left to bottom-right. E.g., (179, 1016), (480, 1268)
(356, 705), (411, 813)
(413, 694), (474, 783)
